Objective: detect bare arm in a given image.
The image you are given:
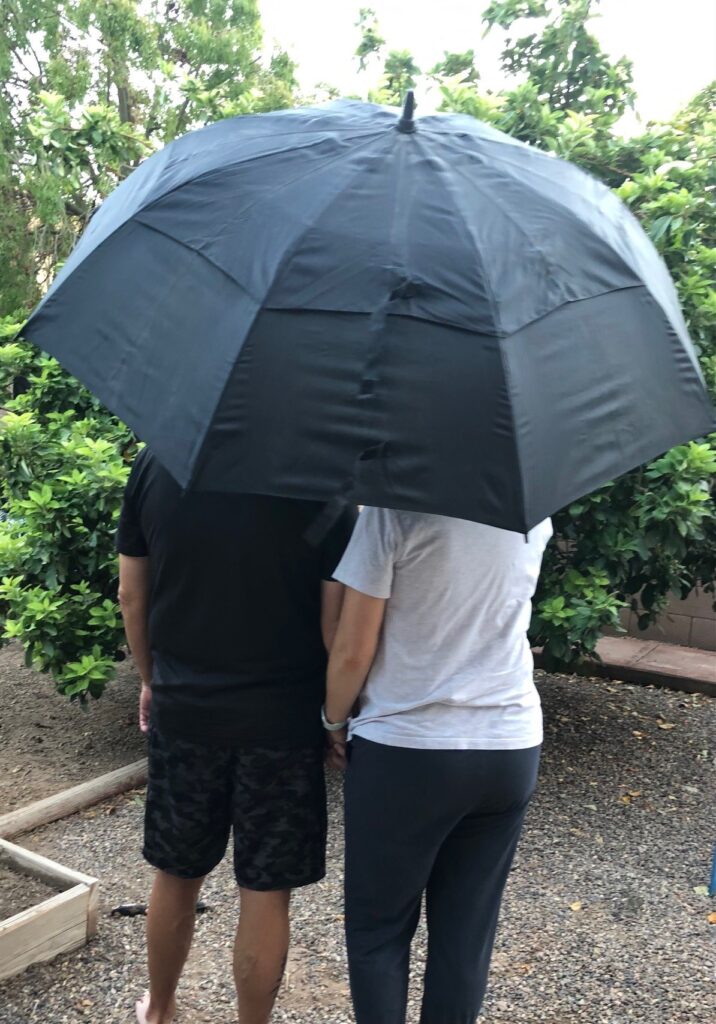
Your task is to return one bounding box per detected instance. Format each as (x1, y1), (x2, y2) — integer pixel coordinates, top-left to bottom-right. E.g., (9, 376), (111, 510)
(320, 580), (345, 652)
(325, 586), (387, 726)
(118, 556), (153, 732)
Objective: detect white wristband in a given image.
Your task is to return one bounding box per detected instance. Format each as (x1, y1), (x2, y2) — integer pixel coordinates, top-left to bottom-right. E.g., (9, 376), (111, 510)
(321, 705), (348, 731)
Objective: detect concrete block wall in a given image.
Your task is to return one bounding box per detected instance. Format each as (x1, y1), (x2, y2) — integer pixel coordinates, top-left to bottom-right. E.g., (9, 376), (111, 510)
(620, 588), (716, 651)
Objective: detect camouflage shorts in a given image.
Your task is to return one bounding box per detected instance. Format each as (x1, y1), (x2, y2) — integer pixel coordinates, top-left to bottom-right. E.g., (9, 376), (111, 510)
(143, 727), (327, 890)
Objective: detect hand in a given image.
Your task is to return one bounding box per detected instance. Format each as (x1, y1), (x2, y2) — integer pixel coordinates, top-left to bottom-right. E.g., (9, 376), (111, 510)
(139, 683), (152, 734)
(326, 727), (348, 772)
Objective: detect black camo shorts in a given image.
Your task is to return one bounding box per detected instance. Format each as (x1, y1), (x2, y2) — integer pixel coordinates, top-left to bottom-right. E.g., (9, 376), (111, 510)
(143, 727), (327, 890)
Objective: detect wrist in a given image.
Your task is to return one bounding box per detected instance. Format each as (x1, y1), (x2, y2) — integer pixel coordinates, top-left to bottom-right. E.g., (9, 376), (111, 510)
(321, 704), (348, 731)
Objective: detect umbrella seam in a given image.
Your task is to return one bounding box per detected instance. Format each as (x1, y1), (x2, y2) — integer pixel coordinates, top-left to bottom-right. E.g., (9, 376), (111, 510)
(138, 128), (390, 223)
(260, 284), (648, 338)
(142, 134), (392, 255)
(25, 129), (389, 336)
(496, 340), (530, 535)
(474, 141), (700, 373)
(131, 131), (393, 303)
(447, 155), (557, 333)
(501, 282), (646, 336)
(435, 146), (505, 336)
(128, 218), (263, 301)
(473, 142), (678, 288)
(183, 133), (397, 489)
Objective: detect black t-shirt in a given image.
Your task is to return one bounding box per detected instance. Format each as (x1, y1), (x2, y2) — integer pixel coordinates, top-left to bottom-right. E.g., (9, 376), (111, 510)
(116, 448), (356, 744)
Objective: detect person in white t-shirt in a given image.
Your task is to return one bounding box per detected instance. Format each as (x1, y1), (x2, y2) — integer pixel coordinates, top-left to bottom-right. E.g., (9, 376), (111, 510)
(323, 506), (552, 1024)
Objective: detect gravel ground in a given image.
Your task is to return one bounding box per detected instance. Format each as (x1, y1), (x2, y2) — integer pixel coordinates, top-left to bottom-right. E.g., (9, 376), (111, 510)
(1, 672), (715, 1024)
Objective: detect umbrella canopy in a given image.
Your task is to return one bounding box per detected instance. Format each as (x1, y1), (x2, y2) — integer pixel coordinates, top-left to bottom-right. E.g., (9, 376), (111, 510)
(23, 96), (714, 532)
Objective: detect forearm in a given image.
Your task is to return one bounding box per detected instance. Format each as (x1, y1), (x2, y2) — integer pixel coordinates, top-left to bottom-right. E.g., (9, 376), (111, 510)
(324, 588), (386, 724)
(119, 600), (153, 685)
(321, 580), (345, 653)
(325, 651), (373, 724)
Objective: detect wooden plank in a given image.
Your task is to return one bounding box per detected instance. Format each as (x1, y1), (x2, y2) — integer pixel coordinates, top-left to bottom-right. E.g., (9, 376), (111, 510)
(0, 885), (89, 981)
(0, 839), (99, 939)
(0, 838), (97, 891)
(86, 875), (100, 938)
(0, 759), (148, 839)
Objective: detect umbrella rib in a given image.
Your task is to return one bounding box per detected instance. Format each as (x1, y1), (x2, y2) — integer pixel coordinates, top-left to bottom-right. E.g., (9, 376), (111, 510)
(129, 218), (263, 302)
(444, 147), (656, 337)
(152, 132), (392, 251)
(31, 129), (390, 344)
(473, 142), (694, 354)
(439, 153), (541, 338)
(447, 149), (557, 284)
(133, 132), (392, 301)
(471, 141), (660, 282)
(140, 127), (390, 219)
(495, 336), (529, 535)
(183, 134), (396, 489)
(479, 140), (613, 210)
(33, 128), (389, 320)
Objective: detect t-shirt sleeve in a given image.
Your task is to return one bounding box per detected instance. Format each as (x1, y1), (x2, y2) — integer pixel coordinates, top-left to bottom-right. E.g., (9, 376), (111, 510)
(115, 456), (149, 557)
(332, 506), (401, 599)
(320, 504), (359, 581)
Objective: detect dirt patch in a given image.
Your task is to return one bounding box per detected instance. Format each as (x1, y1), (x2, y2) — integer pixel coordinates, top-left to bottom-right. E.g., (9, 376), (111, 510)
(0, 644), (147, 814)
(0, 854), (60, 921)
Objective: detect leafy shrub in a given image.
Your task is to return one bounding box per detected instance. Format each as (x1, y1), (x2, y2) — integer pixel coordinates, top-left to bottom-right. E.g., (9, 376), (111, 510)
(0, 381), (134, 698)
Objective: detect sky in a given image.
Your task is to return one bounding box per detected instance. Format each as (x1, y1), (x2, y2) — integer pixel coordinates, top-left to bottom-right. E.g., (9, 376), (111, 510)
(258, 0), (716, 128)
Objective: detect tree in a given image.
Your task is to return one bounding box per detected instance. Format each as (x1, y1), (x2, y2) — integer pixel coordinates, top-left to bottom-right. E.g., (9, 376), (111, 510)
(354, 7), (385, 72)
(429, 51), (480, 85)
(0, 0), (297, 312)
(482, 0), (635, 118)
(0, 0), (298, 699)
(353, 8), (420, 107)
(375, 50), (421, 106)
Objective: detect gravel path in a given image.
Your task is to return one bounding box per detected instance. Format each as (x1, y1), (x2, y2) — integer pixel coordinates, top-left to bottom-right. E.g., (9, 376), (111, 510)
(1, 672), (714, 1024)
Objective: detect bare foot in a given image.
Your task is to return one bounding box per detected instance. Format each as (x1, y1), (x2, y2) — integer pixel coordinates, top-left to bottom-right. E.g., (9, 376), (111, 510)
(135, 992), (176, 1024)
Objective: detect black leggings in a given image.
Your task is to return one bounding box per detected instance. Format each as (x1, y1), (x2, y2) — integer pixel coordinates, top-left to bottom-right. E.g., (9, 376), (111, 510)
(344, 737), (541, 1024)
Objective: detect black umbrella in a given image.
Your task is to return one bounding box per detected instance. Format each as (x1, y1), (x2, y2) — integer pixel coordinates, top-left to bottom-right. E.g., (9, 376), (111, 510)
(23, 95), (714, 532)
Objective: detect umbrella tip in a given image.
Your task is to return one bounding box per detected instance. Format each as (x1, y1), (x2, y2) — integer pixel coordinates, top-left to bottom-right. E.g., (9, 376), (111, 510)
(397, 90), (416, 133)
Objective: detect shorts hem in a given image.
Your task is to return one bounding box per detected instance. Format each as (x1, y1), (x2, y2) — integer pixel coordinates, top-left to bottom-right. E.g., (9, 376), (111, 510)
(143, 848), (221, 880)
(235, 867), (326, 892)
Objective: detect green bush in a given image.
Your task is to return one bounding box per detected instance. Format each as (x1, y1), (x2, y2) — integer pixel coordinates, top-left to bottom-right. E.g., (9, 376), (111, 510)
(0, 354), (135, 698)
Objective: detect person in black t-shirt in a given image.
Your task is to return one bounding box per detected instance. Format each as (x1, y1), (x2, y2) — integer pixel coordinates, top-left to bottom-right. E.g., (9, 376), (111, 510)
(116, 448), (355, 1024)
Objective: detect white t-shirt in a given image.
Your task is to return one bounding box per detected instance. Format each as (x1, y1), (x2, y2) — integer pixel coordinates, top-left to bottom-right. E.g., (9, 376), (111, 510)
(333, 508), (552, 750)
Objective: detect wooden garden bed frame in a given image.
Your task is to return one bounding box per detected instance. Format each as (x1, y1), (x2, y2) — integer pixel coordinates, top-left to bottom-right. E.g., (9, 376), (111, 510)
(0, 839), (99, 981)
(0, 758), (148, 840)
(0, 759), (148, 980)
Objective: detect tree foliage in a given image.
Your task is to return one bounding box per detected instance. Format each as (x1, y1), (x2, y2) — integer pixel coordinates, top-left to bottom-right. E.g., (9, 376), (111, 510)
(0, 0), (297, 698)
(0, 0), (297, 312)
(354, 7), (385, 72)
(482, 0), (635, 118)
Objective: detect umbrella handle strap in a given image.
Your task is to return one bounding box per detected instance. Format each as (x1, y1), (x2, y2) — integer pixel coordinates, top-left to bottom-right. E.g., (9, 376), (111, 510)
(303, 491), (354, 547)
